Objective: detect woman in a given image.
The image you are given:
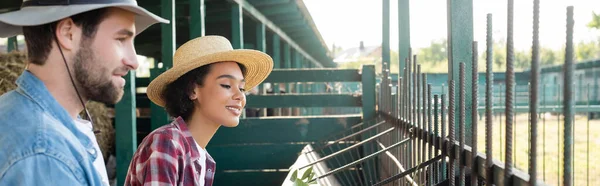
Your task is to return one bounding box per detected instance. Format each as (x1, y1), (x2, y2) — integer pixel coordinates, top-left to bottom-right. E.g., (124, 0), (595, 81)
(124, 36), (273, 186)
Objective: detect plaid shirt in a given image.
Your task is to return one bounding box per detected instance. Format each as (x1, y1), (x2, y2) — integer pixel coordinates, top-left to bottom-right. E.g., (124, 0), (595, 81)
(124, 117), (216, 186)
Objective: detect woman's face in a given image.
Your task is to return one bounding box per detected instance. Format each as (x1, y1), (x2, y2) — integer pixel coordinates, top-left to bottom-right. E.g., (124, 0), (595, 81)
(192, 61), (246, 127)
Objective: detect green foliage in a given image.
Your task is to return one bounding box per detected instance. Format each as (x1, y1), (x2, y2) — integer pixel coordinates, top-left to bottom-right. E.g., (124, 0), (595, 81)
(418, 39), (447, 65)
(289, 167), (317, 186)
(588, 11), (600, 29)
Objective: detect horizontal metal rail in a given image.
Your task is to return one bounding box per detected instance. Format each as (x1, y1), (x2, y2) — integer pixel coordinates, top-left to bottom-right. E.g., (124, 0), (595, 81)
(298, 126), (395, 170)
(309, 137), (412, 182)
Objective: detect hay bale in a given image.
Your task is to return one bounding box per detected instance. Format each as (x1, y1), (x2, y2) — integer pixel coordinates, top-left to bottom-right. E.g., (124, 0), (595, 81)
(85, 101), (115, 161)
(0, 51), (26, 95)
(0, 51), (115, 161)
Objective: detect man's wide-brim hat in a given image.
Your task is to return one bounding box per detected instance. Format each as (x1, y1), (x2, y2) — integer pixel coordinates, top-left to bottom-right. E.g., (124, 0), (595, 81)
(146, 35), (274, 107)
(0, 0), (169, 37)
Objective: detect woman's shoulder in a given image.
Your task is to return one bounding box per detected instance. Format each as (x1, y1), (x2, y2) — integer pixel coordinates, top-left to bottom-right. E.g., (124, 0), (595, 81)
(138, 123), (189, 152)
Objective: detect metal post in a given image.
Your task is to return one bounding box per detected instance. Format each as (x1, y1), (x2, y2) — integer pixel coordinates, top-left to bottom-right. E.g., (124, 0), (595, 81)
(529, 1), (540, 185)
(7, 36), (17, 52)
(115, 71), (137, 186)
(434, 94), (440, 184)
(471, 42), (479, 186)
(459, 62), (466, 186)
(447, 0), (474, 146)
(283, 43), (292, 115)
(189, 0), (205, 38)
(256, 23), (267, 117)
(231, 3), (243, 49)
(505, 0), (515, 184)
(421, 73), (427, 185)
(272, 34), (281, 116)
(563, 6), (575, 186)
(485, 13), (494, 186)
(382, 0), (390, 73)
(153, 0), (175, 130)
(448, 79), (456, 186)
(441, 94), (447, 181)
(399, 0), (410, 77)
(428, 84), (433, 186)
(417, 64), (422, 184)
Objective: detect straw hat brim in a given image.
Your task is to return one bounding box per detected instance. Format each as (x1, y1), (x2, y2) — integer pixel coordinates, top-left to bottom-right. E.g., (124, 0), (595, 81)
(146, 49), (273, 107)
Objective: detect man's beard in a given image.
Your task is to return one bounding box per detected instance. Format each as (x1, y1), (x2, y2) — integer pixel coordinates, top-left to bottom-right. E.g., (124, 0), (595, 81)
(73, 44), (124, 105)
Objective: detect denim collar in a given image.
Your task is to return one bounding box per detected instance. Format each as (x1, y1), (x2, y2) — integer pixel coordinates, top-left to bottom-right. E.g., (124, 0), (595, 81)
(15, 70), (94, 150)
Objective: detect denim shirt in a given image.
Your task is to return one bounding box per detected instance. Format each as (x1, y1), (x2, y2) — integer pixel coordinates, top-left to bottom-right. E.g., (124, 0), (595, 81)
(0, 71), (104, 186)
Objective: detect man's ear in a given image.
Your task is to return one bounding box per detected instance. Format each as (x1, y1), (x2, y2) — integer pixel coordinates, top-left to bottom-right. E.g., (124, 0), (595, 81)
(54, 18), (81, 51)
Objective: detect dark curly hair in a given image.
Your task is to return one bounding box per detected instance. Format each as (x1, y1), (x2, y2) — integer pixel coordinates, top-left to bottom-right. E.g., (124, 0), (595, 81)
(163, 62), (246, 121)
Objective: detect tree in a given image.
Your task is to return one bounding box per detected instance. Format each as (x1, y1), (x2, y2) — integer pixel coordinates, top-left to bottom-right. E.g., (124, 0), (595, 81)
(588, 11), (600, 30)
(576, 40), (600, 61)
(418, 39), (447, 65)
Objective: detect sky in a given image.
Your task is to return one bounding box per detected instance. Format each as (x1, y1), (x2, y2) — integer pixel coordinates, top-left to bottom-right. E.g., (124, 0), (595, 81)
(303, 0), (600, 53)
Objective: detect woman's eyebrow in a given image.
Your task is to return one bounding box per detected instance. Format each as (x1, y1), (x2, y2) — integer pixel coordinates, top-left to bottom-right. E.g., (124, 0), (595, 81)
(216, 74), (245, 82)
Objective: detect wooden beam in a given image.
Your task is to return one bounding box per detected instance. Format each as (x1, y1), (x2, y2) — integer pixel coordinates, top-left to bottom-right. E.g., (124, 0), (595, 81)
(189, 0), (205, 38)
(246, 94), (362, 108)
(115, 72), (137, 186)
(211, 115), (361, 144)
(263, 68), (361, 83)
(226, 0), (324, 67)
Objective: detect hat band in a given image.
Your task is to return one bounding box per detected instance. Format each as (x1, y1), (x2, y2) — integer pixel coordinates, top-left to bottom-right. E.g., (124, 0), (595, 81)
(22, 0), (135, 7)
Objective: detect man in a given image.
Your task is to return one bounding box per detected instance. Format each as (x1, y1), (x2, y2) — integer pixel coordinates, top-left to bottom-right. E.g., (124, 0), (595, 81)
(0, 0), (168, 185)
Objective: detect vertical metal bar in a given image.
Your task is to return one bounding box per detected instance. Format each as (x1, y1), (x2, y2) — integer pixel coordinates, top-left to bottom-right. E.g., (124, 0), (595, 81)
(399, 0), (410, 77)
(428, 84), (433, 186)
(447, 0), (474, 147)
(448, 79), (456, 186)
(361, 65), (376, 183)
(115, 71), (137, 186)
(421, 72), (426, 185)
(558, 83), (561, 186)
(471, 41), (479, 186)
(283, 43), (292, 116)
(416, 64), (422, 185)
(272, 35), (281, 116)
(382, 0), (390, 73)
(500, 84), (503, 161)
(412, 56), (417, 179)
(189, 0), (205, 38)
(514, 83), (517, 168)
(543, 83), (546, 182)
(505, 0), (515, 184)
(587, 83), (590, 186)
(6, 36), (17, 52)
(256, 23), (268, 117)
(153, 0), (175, 130)
(485, 13), (494, 186)
(434, 94), (440, 184)
(563, 6), (575, 186)
(530, 0), (541, 185)
(330, 144), (353, 185)
(459, 62), (466, 186)
(441, 94), (447, 181)
(231, 3), (243, 49)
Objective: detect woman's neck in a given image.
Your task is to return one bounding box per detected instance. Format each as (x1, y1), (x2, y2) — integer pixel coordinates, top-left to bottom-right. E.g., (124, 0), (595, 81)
(185, 111), (220, 149)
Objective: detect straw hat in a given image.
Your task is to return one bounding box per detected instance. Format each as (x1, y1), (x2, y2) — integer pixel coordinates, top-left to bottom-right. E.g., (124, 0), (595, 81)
(0, 0), (168, 38)
(146, 35), (274, 107)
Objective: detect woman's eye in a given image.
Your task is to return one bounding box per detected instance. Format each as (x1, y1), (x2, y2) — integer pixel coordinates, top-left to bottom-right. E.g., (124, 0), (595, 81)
(220, 84), (231, 89)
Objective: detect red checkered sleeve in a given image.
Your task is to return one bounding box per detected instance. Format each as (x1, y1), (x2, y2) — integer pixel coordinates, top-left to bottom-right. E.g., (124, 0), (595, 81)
(124, 130), (185, 186)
